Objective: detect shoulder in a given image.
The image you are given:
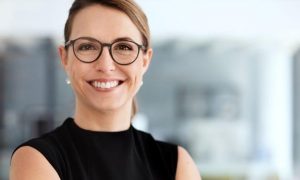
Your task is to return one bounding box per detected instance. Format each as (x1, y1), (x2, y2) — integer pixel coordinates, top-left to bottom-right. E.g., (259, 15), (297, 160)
(10, 146), (60, 180)
(10, 119), (70, 180)
(155, 142), (202, 180)
(155, 140), (178, 164)
(132, 127), (177, 154)
(132, 128), (178, 177)
(132, 127), (201, 179)
(176, 146), (202, 180)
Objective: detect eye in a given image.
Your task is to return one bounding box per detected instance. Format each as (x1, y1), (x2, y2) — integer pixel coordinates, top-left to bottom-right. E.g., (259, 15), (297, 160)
(114, 43), (133, 51)
(77, 43), (98, 51)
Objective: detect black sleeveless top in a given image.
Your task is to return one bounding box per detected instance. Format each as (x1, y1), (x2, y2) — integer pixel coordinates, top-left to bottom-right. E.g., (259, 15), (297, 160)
(14, 118), (178, 180)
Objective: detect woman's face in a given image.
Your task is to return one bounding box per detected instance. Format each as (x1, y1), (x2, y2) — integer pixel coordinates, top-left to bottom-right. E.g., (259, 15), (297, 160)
(59, 4), (152, 114)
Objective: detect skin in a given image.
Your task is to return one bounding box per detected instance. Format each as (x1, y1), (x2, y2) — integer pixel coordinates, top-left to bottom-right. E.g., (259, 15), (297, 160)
(10, 4), (201, 180)
(61, 5), (152, 132)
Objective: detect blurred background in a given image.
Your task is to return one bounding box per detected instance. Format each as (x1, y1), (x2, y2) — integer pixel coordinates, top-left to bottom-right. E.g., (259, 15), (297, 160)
(0, 0), (300, 179)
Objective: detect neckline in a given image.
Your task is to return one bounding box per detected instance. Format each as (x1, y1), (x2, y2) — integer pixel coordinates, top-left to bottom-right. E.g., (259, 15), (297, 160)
(66, 117), (133, 136)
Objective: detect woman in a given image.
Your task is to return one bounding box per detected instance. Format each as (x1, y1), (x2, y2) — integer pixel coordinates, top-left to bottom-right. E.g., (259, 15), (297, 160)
(10, 0), (201, 179)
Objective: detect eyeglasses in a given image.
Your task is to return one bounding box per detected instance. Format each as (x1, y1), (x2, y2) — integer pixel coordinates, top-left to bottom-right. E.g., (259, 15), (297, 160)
(65, 37), (146, 65)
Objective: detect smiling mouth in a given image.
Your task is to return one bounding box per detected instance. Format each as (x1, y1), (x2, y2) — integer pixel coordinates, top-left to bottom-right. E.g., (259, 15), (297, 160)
(89, 80), (123, 90)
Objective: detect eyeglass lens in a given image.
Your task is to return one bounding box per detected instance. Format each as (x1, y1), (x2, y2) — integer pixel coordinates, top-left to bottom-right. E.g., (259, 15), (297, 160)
(73, 38), (140, 64)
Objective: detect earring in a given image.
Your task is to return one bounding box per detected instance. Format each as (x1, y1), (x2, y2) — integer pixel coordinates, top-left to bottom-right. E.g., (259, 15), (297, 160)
(140, 81), (143, 87)
(65, 78), (71, 85)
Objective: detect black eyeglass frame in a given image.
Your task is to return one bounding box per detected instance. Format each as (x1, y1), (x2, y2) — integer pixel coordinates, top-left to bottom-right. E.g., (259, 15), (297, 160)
(64, 36), (147, 65)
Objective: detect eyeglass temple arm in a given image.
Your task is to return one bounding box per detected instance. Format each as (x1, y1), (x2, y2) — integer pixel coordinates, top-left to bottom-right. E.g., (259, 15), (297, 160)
(64, 41), (72, 48)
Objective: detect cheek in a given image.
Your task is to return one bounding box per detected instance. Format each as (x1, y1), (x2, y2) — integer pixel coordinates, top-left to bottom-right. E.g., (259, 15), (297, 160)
(129, 62), (145, 95)
(66, 61), (78, 81)
(128, 61), (144, 82)
(67, 60), (90, 87)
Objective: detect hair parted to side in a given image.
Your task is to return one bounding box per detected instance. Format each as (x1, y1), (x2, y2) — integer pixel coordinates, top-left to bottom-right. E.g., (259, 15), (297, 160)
(64, 0), (150, 119)
(64, 0), (151, 49)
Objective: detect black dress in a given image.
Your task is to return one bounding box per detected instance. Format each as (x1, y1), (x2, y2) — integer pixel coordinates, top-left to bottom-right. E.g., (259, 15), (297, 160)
(14, 118), (178, 180)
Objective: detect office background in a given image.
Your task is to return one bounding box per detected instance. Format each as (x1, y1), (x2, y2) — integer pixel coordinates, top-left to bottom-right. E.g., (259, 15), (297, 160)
(1, 0), (300, 179)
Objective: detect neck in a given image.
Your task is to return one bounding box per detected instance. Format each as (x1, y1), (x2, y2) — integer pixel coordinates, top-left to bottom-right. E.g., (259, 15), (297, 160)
(73, 101), (132, 132)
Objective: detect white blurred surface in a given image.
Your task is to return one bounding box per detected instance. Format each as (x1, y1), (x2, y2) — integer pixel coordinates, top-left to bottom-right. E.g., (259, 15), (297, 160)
(0, 0), (300, 41)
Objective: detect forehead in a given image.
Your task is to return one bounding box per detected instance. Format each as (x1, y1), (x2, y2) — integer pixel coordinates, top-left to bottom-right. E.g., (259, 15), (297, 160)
(70, 4), (142, 43)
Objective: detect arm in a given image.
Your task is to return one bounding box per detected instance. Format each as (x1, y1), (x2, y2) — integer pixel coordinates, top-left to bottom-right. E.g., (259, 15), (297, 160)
(10, 146), (60, 180)
(176, 146), (201, 180)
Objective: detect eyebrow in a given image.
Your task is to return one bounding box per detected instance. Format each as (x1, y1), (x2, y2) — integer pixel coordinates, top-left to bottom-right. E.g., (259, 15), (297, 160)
(113, 37), (139, 43)
(71, 36), (142, 44)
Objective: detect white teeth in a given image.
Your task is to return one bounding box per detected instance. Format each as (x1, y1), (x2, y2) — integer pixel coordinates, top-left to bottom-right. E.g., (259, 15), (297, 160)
(92, 80), (119, 89)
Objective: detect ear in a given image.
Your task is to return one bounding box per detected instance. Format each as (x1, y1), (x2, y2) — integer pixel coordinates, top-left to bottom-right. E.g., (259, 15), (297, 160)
(58, 45), (69, 72)
(141, 48), (153, 75)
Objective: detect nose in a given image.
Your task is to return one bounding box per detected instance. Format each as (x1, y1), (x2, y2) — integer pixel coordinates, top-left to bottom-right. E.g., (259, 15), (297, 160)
(95, 46), (116, 72)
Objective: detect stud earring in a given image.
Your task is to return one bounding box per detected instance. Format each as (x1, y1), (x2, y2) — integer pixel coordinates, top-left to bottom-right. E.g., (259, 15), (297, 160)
(140, 81), (143, 87)
(65, 78), (71, 85)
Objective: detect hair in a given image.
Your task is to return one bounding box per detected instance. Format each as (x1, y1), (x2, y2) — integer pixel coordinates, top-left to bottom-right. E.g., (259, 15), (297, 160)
(64, 0), (150, 49)
(64, 0), (150, 119)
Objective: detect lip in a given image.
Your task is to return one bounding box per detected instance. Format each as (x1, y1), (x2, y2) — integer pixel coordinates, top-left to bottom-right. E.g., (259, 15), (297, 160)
(88, 78), (124, 82)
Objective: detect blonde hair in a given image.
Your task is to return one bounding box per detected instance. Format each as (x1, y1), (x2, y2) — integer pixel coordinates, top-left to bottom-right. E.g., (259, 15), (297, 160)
(64, 0), (150, 119)
(64, 0), (150, 49)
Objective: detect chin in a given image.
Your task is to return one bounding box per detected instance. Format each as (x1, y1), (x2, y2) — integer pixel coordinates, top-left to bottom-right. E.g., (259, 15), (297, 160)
(88, 95), (132, 113)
